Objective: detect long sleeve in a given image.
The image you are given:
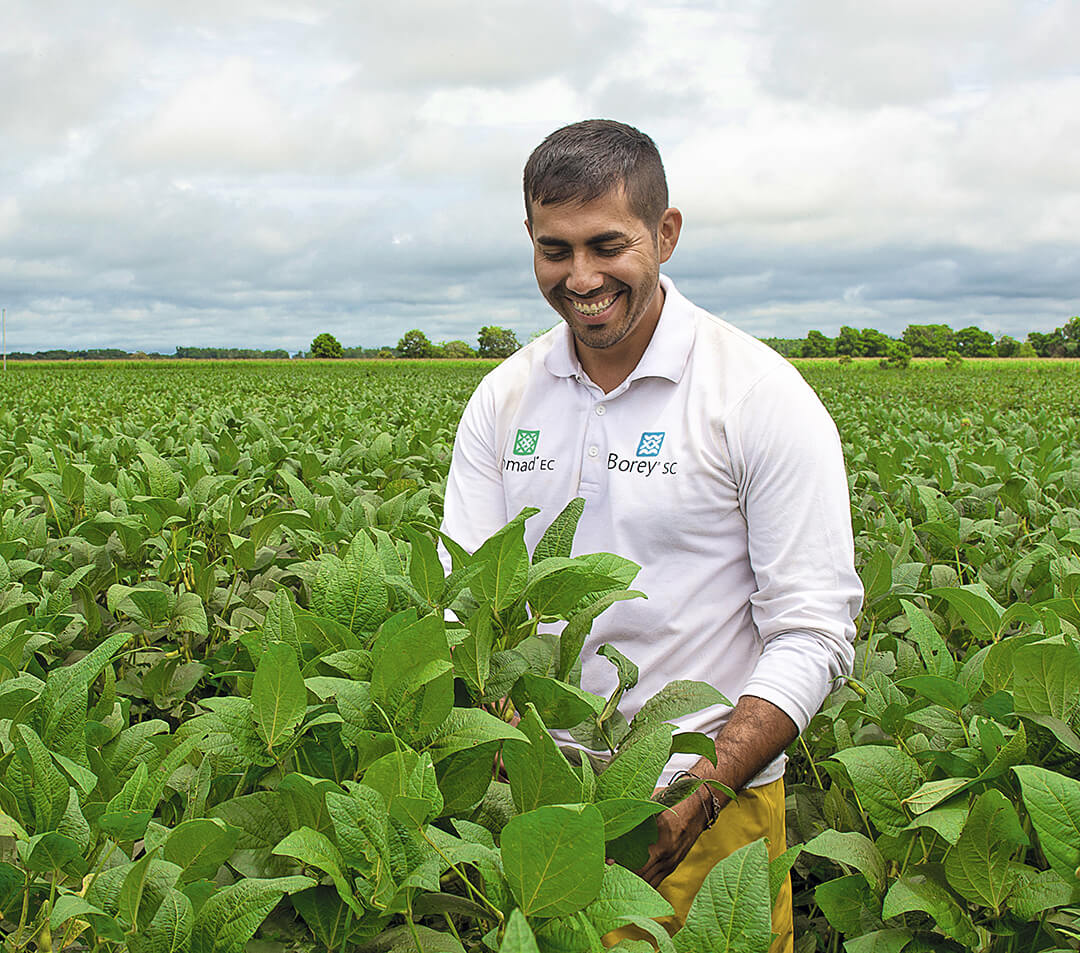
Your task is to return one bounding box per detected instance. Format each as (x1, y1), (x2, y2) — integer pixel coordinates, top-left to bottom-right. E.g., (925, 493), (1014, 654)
(726, 365), (863, 732)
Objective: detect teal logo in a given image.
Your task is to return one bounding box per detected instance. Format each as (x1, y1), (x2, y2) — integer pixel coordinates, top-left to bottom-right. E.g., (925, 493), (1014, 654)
(513, 429), (540, 456)
(636, 432), (665, 457)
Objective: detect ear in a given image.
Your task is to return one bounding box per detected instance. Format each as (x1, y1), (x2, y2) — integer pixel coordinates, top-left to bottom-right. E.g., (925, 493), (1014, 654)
(656, 207), (682, 264)
(524, 218), (533, 240)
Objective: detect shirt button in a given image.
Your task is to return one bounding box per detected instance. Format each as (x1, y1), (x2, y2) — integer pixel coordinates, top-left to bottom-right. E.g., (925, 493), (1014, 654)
(595, 405), (606, 416)
(587, 446), (599, 458)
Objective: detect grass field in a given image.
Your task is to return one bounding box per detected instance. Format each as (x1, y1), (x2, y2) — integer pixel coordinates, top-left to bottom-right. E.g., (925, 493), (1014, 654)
(0, 358), (1078, 953)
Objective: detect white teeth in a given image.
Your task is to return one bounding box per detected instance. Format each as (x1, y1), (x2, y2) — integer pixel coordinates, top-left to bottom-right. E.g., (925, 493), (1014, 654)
(570, 294), (616, 315)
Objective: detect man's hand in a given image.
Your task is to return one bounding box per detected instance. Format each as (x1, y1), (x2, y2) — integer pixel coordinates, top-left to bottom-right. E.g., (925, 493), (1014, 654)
(633, 695), (799, 887)
(637, 783), (726, 887)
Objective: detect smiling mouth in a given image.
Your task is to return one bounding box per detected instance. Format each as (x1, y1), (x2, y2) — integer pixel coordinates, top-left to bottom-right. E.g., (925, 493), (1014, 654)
(568, 292), (620, 316)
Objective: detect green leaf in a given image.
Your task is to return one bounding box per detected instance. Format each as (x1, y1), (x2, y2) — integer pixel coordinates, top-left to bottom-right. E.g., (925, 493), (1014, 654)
(503, 705), (582, 812)
(251, 641), (307, 755)
(499, 908), (541, 952)
(12, 724), (69, 832)
(533, 497), (585, 563)
(50, 894), (108, 928)
(557, 590), (646, 681)
(597, 725), (673, 801)
(943, 789), (1027, 911)
(831, 746), (921, 836)
(630, 680), (731, 734)
(585, 862), (673, 934)
(312, 532), (389, 634)
(904, 801), (970, 845)
(292, 886), (359, 952)
(882, 874), (978, 948)
(899, 599), (955, 678)
(1013, 764), (1080, 882)
(357, 924), (465, 952)
(425, 707), (527, 762)
(501, 803), (606, 917)
(1012, 642), (1080, 721)
(326, 784), (392, 885)
(22, 832), (86, 875)
(164, 818), (240, 883)
(127, 888), (194, 953)
(842, 929), (913, 953)
(190, 876), (315, 953)
(597, 643), (639, 691)
(672, 838), (772, 953)
(769, 845), (802, 905)
(370, 610), (452, 740)
(594, 798), (668, 841)
(803, 830), (887, 894)
(472, 508), (536, 611)
(1009, 867), (1077, 919)
(273, 827), (362, 914)
(815, 874), (882, 935)
(172, 592), (208, 636)
(902, 777), (969, 815)
(454, 606), (494, 697)
(896, 675), (968, 712)
(263, 589), (301, 654)
(402, 524), (445, 608)
(928, 584), (1003, 643)
(511, 673), (601, 729)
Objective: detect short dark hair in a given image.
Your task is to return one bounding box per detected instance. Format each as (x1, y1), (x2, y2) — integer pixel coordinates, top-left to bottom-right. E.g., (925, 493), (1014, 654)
(523, 119), (669, 230)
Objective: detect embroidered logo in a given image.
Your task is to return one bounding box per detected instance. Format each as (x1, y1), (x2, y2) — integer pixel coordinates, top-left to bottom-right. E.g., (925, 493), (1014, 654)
(513, 429), (540, 456)
(636, 432), (665, 457)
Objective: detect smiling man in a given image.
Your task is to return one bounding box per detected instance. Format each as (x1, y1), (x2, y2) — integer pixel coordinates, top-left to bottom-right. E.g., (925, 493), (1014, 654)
(441, 120), (862, 951)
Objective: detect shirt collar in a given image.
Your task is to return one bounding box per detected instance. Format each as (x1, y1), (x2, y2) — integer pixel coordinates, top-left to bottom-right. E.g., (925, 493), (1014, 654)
(543, 274), (695, 384)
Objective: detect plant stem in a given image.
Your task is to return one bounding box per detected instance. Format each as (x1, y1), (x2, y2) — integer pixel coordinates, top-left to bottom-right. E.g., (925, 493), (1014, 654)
(798, 734), (825, 789)
(418, 828), (503, 924)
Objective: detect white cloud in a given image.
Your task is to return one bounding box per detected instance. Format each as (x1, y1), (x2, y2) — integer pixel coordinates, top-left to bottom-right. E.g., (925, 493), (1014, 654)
(1, 0), (1078, 352)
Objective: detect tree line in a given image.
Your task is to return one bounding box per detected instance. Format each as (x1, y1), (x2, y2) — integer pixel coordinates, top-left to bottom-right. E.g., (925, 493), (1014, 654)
(765, 317), (1080, 360)
(9, 318), (1079, 363)
(304, 326), (521, 360)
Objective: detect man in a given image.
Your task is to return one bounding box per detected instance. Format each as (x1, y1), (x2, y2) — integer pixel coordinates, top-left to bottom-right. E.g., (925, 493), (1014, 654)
(441, 120), (862, 951)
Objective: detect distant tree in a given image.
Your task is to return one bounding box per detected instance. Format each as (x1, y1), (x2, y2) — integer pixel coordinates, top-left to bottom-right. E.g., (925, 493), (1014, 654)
(441, 340), (477, 359)
(801, 330), (836, 357)
(835, 326), (864, 357)
(880, 341), (911, 369)
(377, 347), (396, 359)
(478, 325), (521, 359)
(859, 328), (892, 357)
(954, 326), (995, 357)
(995, 335), (1020, 358)
(397, 329), (434, 359)
(945, 350), (963, 369)
(310, 333), (343, 359)
(838, 353), (853, 366)
(1064, 316), (1080, 344)
(1028, 329), (1066, 357)
(902, 324), (955, 357)
(1018, 341), (1037, 358)
(761, 338), (804, 358)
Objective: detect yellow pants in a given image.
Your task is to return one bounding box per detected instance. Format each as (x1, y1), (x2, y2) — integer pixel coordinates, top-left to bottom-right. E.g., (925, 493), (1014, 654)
(604, 777), (793, 953)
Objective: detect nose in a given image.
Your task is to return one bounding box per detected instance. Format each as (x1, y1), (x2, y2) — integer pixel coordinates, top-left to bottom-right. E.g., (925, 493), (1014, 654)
(565, 253), (603, 296)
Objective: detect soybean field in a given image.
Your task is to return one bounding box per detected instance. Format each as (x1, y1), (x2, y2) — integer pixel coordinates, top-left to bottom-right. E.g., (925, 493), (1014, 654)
(0, 358), (1078, 953)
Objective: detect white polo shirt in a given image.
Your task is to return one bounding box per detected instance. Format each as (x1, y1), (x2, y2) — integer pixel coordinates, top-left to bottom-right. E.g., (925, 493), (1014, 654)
(442, 275), (862, 785)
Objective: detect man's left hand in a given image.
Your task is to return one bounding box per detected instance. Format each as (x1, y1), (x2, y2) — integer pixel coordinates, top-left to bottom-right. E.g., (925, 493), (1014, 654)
(636, 784), (726, 887)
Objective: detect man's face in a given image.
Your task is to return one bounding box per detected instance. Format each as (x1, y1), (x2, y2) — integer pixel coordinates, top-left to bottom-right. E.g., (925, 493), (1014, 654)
(526, 188), (681, 358)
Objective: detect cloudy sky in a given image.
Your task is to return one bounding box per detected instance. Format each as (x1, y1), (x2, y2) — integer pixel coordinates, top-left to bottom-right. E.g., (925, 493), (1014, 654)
(3, 0), (1078, 353)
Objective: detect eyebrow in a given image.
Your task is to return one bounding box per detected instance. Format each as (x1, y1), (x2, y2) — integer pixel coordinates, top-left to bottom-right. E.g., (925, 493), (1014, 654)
(535, 230), (630, 248)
